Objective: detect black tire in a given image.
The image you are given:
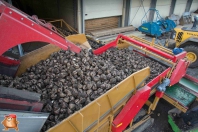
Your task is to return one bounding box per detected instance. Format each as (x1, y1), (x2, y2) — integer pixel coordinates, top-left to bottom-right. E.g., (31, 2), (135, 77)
(184, 45), (198, 68)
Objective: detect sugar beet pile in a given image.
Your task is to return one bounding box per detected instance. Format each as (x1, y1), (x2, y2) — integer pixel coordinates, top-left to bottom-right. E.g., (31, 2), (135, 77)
(0, 48), (166, 131)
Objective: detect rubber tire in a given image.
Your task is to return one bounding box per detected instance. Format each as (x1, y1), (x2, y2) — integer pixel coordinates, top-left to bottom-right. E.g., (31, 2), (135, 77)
(184, 45), (198, 68)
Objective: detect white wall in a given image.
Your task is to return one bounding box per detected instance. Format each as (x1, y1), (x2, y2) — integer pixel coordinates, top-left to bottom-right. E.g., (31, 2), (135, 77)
(129, 0), (151, 28)
(84, 0), (123, 20)
(154, 0), (171, 21)
(189, 0), (198, 13)
(174, 0), (187, 16)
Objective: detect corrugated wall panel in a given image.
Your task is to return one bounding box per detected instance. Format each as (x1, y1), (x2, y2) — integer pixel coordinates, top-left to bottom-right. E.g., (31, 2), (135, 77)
(84, 0), (123, 20)
(154, 0), (171, 21)
(174, 0), (187, 16)
(85, 16), (120, 33)
(190, 0), (198, 12)
(129, 0), (151, 28)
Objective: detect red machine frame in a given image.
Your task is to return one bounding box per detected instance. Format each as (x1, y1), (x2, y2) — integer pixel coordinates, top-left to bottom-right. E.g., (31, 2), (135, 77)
(0, 1), (190, 131)
(0, 0), (81, 55)
(93, 34), (189, 132)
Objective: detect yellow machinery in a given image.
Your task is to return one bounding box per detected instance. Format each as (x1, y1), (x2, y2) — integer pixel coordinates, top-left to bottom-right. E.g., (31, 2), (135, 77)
(171, 15), (198, 67)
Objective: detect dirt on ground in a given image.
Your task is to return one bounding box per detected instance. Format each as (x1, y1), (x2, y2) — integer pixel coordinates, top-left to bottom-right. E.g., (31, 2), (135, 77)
(144, 98), (174, 132)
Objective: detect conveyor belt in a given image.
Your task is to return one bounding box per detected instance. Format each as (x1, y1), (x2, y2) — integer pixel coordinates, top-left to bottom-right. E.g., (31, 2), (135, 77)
(165, 84), (196, 107)
(163, 77), (198, 112)
(179, 78), (198, 96)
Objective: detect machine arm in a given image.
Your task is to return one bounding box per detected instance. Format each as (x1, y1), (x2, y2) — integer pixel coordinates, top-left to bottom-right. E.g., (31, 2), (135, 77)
(112, 85), (151, 132)
(0, 0), (81, 55)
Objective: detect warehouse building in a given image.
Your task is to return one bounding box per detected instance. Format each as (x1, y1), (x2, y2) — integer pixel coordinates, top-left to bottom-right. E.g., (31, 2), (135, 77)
(9, 0), (198, 33)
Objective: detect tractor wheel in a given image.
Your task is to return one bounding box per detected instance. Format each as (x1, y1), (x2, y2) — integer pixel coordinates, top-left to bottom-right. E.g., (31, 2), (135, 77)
(184, 45), (198, 68)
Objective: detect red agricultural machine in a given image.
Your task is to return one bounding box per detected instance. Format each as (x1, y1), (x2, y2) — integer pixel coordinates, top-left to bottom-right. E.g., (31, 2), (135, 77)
(0, 0), (198, 132)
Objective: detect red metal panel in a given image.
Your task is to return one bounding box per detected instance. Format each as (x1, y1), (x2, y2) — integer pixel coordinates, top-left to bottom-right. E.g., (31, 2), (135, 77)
(0, 55), (20, 65)
(0, 1), (81, 55)
(112, 85), (151, 132)
(0, 56), (20, 77)
(147, 68), (171, 88)
(170, 59), (188, 86)
(118, 34), (176, 61)
(93, 40), (117, 55)
(174, 52), (187, 62)
(0, 98), (43, 112)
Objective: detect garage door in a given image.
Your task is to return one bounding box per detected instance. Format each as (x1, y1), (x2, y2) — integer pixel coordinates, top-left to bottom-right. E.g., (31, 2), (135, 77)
(129, 0), (151, 28)
(84, 0), (122, 32)
(154, 0), (171, 21)
(174, 0), (187, 17)
(85, 16), (120, 33)
(84, 0), (123, 20)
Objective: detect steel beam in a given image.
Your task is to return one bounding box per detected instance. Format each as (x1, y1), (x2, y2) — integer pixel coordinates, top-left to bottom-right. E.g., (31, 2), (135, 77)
(185, 0), (193, 12)
(122, 0), (131, 27)
(169, 0), (176, 16)
(124, 0), (131, 26)
(77, 0), (82, 33)
(121, 0), (126, 27)
(81, 0), (85, 33)
(149, 0), (157, 21)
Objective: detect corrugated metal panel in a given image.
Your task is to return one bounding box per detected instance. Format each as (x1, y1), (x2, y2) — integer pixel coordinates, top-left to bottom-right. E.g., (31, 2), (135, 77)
(84, 0), (123, 20)
(190, 0), (198, 12)
(129, 0), (151, 28)
(85, 16), (120, 33)
(174, 0), (187, 17)
(154, 0), (171, 20)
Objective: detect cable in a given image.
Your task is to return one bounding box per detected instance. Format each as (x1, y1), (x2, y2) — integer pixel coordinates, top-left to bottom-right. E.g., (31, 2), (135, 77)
(140, 0), (148, 21)
(129, 2), (141, 25)
(129, 0), (146, 26)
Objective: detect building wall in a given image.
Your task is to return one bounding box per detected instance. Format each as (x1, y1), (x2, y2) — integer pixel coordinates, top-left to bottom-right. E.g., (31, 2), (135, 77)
(129, 0), (151, 28)
(13, 0), (198, 33)
(174, 0), (187, 16)
(154, 0), (171, 21)
(84, 0), (123, 20)
(189, 0), (198, 12)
